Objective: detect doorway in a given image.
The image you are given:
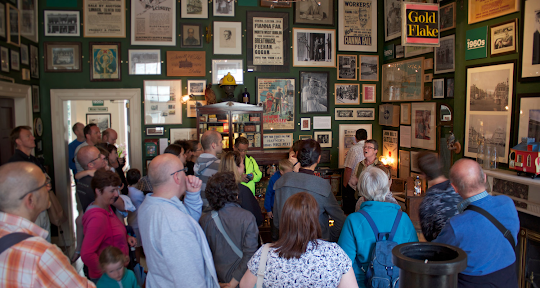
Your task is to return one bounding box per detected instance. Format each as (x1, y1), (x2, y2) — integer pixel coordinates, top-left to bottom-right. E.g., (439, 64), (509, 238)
(0, 98), (15, 165)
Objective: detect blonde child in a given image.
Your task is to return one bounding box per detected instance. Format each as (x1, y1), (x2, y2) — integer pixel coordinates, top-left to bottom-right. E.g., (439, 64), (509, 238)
(264, 159), (294, 241)
(97, 246), (139, 288)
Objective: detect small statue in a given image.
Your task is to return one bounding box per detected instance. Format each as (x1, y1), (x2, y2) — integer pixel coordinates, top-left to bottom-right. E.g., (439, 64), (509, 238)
(204, 84), (217, 105)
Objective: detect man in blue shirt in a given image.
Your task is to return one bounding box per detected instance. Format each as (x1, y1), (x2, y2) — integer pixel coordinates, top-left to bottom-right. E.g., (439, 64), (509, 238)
(68, 123), (85, 179)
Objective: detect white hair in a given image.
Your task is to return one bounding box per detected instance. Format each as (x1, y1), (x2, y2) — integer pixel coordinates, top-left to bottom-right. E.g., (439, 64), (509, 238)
(357, 166), (390, 202)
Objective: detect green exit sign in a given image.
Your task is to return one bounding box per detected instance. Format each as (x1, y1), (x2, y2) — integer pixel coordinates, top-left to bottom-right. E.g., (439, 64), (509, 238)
(92, 100), (104, 106)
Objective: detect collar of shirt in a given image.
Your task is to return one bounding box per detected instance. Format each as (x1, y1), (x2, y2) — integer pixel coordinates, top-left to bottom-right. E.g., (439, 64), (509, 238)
(146, 193), (189, 215)
(0, 211), (48, 239)
(457, 191), (489, 213)
(298, 168), (315, 175)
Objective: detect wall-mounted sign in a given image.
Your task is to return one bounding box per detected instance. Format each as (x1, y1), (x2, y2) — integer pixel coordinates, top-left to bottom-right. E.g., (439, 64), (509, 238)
(88, 107), (108, 112)
(263, 133), (293, 149)
(92, 100), (104, 106)
(401, 3), (440, 47)
(465, 26), (487, 60)
(383, 44), (395, 61)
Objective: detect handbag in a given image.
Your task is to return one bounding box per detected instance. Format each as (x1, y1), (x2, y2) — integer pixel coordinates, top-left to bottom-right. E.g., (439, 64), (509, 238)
(47, 190), (67, 227)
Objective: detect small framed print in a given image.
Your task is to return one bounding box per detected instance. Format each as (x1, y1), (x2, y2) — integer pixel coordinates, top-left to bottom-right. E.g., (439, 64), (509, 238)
(424, 73), (433, 82)
(44, 10), (80, 37)
(424, 58), (433, 70)
(44, 42), (82, 73)
(433, 78), (445, 99)
(299, 135), (312, 141)
(7, 4), (20, 47)
(1, 47), (9, 72)
(128, 49), (161, 75)
(400, 103), (411, 125)
(22, 68), (30, 80)
(446, 78), (454, 98)
(337, 54), (357, 81)
(211, 59), (243, 85)
(335, 108), (355, 120)
(411, 102), (436, 151)
(490, 19), (517, 57)
(294, 0), (334, 26)
(336, 108), (375, 121)
(181, 23), (203, 48)
(395, 45), (404, 58)
(335, 83), (359, 105)
(440, 2), (456, 32)
(434, 34), (455, 74)
(213, 21), (241, 55)
(362, 84), (376, 103)
(314, 131), (332, 148)
(214, 0), (234, 17)
(20, 43), (28, 65)
(187, 100), (206, 118)
(90, 42), (121, 81)
(188, 80), (206, 96)
(293, 28), (336, 67)
(10, 50), (19, 71)
(32, 85), (39, 112)
(261, 0), (291, 8)
(146, 127), (164, 136)
(424, 85), (432, 100)
(359, 55), (379, 81)
(300, 117), (311, 131)
(181, 0), (208, 19)
(30, 45), (38, 78)
(0, 3), (5, 39)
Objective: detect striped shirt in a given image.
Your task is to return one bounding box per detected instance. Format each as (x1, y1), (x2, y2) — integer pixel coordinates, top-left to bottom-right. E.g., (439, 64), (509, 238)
(0, 212), (95, 288)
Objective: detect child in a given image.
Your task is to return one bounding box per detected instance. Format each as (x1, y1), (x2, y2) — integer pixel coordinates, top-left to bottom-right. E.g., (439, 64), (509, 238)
(97, 246), (139, 288)
(264, 159), (293, 241)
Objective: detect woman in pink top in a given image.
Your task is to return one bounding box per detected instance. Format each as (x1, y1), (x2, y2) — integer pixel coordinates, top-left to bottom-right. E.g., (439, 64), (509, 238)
(81, 169), (137, 282)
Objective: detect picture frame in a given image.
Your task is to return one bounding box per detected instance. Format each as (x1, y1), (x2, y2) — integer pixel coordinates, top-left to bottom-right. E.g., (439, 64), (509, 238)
(359, 55), (379, 81)
(465, 61), (515, 163)
(411, 102), (436, 151)
(18, 0), (38, 42)
(314, 131), (332, 148)
(1, 47), (9, 72)
(399, 149), (410, 178)
(294, 0), (334, 26)
(180, 23), (203, 48)
(400, 103), (411, 125)
(384, 0), (401, 41)
(32, 85), (39, 112)
(30, 45), (38, 78)
(383, 44), (395, 61)
(167, 51), (206, 77)
(131, 0), (176, 46)
(520, 0), (540, 82)
(170, 128), (197, 142)
(89, 42), (121, 82)
(404, 46), (433, 58)
(146, 127), (164, 136)
(299, 135), (312, 141)
(335, 108), (375, 121)
(439, 103), (453, 125)
(433, 78), (445, 99)
(337, 54), (357, 80)
(144, 80), (183, 125)
(0, 3), (5, 39)
(382, 57), (424, 102)
(338, 0), (377, 52)
(490, 19), (518, 57)
(188, 80), (207, 96)
(213, 0), (234, 17)
(187, 100), (206, 118)
(20, 43), (28, 65)
(83, 0), (125, 38)
(335, 83), (360, 105)
(181, 0), (208, 19)
(263, 133), (294, 149)
(395, 45), (404, 58)
(339, 124), (372, 167)
(128, 49), (161, 75)
(213, 21), (242, 55)
(22, 68), (30, 80)
(44, 10), (79, 37)
(468, 0), (519, 24)
(362, 83), (376, 103)
(446, 78), (454, 98)
(300, 71), (329, 114)
(434, 34), (455, 74)
(44, 42), (82, 73)
(440, 2), (456, 32)
(86, 113), (111, 131)
(10, 50), (19, 71)
(424, 58), (433, 70)
(517, 94), (540, 143)
(7, 4), (20, 46)
(300, 117), (311, 131)
(320, 150), (331, 163)
(293, 28), (336, 67)
(34, 118), (43, 137)
(145, 139), (158, 157)
(424, 85), (432, 100)
(256, 77), (295, 131)
(379, 104), (400, 127)
(313, 116), (331, 129)
(211, 59), (243, 85)
(424, 73), (433, 82)
(261, 0), (291, 8)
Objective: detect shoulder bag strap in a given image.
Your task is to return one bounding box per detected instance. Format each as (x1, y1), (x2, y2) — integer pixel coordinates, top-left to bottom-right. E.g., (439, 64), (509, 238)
(388, 210), (403, 241)
(256, 244), (271, 288)
(0, 232), (33, 255)
(197, 159), (217, 176)
(359, 210), (381, 240)
(466, 205), (516, 251)
(211, 210), (243, 258)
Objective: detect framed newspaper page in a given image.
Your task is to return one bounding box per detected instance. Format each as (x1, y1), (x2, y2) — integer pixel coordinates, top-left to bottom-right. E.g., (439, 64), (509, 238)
(131, 0), (176, 46)
(247, 11), (290, 73)
(83, 0), (125, 38)
(338, 0), (377, 52)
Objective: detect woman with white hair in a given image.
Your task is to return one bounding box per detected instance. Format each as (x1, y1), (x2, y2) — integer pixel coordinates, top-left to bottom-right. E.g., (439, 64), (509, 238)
(337, 166), (418, 288)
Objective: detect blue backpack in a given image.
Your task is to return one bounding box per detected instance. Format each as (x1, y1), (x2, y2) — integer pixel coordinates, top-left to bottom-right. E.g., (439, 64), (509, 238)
(358, 210), (403, 288)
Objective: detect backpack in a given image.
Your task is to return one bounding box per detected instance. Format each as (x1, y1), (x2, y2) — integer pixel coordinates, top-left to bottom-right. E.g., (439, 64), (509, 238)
(358, 210), (403, 288)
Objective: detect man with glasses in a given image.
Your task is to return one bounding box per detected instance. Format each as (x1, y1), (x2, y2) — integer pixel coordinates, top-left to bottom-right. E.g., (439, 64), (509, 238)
(0, 162), (96, 287)
(139, 153), (219, 287)
(74, 123), (102, 174)
(234, 136), (262, 195)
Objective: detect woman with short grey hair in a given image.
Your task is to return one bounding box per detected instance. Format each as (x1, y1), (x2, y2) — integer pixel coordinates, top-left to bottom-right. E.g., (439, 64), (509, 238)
(357, 166), (391, 202)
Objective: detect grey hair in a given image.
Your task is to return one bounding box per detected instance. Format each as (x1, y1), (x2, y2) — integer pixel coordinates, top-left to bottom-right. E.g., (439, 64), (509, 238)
(357, 166), (390, 202)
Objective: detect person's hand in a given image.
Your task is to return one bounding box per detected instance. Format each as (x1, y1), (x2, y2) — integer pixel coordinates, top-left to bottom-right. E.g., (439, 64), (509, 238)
(241, 174), (250, 182)
(267, 211), (273, 219)
(348, 175), (358, 188)
(127, 235), (137, 247)
(186, 175), (202, 193)
(70, 251), (80, 264)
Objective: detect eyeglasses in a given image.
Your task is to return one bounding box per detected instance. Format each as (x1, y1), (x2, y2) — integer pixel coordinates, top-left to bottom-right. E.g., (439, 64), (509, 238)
(170, 167), (188, 176)
(88, 154), (105, 164)
(19, 178), (51, 200)
(364, 146), (375, 150)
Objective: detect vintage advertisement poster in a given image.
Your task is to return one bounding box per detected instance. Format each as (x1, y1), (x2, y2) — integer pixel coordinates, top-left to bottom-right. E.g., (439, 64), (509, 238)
(338, 0), (377, 52)
(401, 3), (439, 47)
(257, 78), (295, 130)
(90, 43), (120, 81)
(253, 17), (284, 65)
(263, 133), (293, 149)
(468, 0), (519, 24)
(131, 0), (175, 46)
(84, 0), (125, 37)
(383, 130), (398, 177)
(166, 51), (205, 77)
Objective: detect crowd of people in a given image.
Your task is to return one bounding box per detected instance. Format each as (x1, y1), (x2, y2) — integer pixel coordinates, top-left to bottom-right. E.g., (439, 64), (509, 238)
(0, 126), (519, 288)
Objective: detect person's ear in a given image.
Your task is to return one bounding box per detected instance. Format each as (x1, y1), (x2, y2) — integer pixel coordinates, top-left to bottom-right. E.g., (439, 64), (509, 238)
(15, 138), (22, 148)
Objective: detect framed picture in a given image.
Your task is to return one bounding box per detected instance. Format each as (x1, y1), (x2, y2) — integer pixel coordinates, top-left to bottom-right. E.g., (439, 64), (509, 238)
(10, 50), (19, 71)
(181, 0), (208, 18)
(128, 49), (160, 75)
(433, 78), (445, 99)
(335, 108), (374, 121)
(263, 133), (294, 149)
(399, 150), (410, 178)
(338, 0), (377, 52)
(468, 0), (519, 24)
(294, 0), (334, 26)
(131, 0), (176, 46)
(356, 108), (375, 120)
(379, 104), (400, 127)
(517, 94), (540, 143)
(214, 0), (234, 17)
(335, 83), (359, 105)
(335, 108), (355, 120)
(145, 139), (158, 157)
(362, 83), (376, 103)
(400, 103), (411, 125)
(520, 0), (540, 82)
(89, 42), (120, 81)
(320, 150), (331, 163)
(86, 113), (111, 131)
(411, 102), (436, 150)
(299, 135), (312, 140)
(7, 4), (20, 46)
(1, 47), (9, 72)
(359, 55), (379, 81)
(187, 100), (206, 118)
(301, 117), (311, 131)
(144, 80), (183, 125)
(256, 77), (295, 131)
(314, 131), (332, 148)
(439, 103), (453, 125)
(211, 59), (243, 84)
(44, 42), (82, 73)
(20, 43), (28, 65)
(424, 73), (433, 82)
(181, 23), (203, 48)
(170, 128), (197, 142)
(188, 80), (206, 96)
(395, 45), (404, 58)
(83, 0), (125, 38)
(490, 19), (517, 57)
(32, 85), (39, 112)
(30, 45), (38, 78)
(247, 11), (289, 73)
(440, 2), (456, 32)
(424, 85), (432, 100)
(465, 62), (514, 163)
(384, 0), (402, 41)
(337, 54), (357, 80)
(0, 3), (5, 39)
(424, 58), (433, 70)
(293, 28), (335, 67)
(404, 46), (433, 58)
(44, 10), (79, 37)
(382, 57), (424, 102)
(383, 44), (395, 61)
(300, 71), (329, 114)
(339, 124), (372, 167)
(261, 0), (291, 8)
(22, 68), (30, 80)
(213, 21), (241, 55)
(446, 78), (454, 98)
(435, 34), (455, 74)
(146, 127), (164, 136)
(19, 0), (38, 42)
(167, 51), (205, 77)
(34, 118), (43, 137)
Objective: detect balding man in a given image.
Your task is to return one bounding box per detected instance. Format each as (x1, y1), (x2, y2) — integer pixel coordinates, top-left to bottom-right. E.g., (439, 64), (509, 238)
(0, 162), (95, 287)
(69, 123), (85, 178)
(101, 128), (117, 145)
(138, 154), (219, 287)
(74, 124), (102, 173)
(76, 146), (109, 212)
(434, 159), (519, 288)
(194, 130), (223, 206)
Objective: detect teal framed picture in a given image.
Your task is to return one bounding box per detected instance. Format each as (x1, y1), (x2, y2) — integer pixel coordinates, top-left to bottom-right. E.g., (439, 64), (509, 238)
(90, 42), (121, 82)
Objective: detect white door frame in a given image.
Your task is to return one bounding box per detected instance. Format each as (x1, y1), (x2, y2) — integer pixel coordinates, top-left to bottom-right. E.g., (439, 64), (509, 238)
(50, 88), (142, 247)
(0, 81), (33, 129)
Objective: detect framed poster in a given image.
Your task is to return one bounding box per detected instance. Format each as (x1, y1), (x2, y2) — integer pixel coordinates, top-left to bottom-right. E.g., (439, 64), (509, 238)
(520, 0), (540, 82)
(32, 85), (39, 112)
(18, 0), (38, 42)
(144, 80), (183, 125)
(379, 104), (400, 127)
(382, 57), (424, 102)
(213, 21), (242, 55)
(337, 54), (357, 80)
(128, 49), (161, 75)
(338, 124), (372, 167)
(490, 19), (517, 57)
(434, 34), (455, 74)
(362, 83), (376, 103)
(338, 0), (377, 52)
(465, 62), (514, 163)
(211, 59), (243, 84)
(214, 0), (234, 17)
(411, 102), (436, 150)
(131, 0), (175, 46)
(261, 0), (291, 8)
(293, 28), (336, 67)
(433, 78), (444, 99)
(20, 44), (28, 65)
(314, 131), (332, 148)
(89, 42), (120, 81)
(30, 45), (38, 78)
(300, 71), (329, 114)
(440, 2), (456, 32)
(0, 4), (5, 39)
(187, 100), (206, 117)
(170, 128), (197, 143)
(1, 47), (9, 72)
(517, 94), (540, 143)
(404, 46), (433, 58)
(44, 42), (82, 72)
(10, 50), (19, 71)
(44, 10), (79, 36)
(300, 117), (311, 131)
(400, 103), (411, 125)
(335, 83), (359, 105)
(181, 0), (208, 19)
(382, 130), (398, 177)
(384, 0), (402, 41)
(7, 4), (20, 46)
(359, 55), (379, 81)
(468, 0), (519, 24)
(86, 113), (111, 131)
(256, 77), (295, 131)
(263, 133), (293, 149)
(294, 0), (334, 26)
(83, 0), (125, 38)
(181, 23), (203, 48)
(247, 11), (289, 73)
(188, 80), (206, 96)
(167, 51), (205, 77)
(401, 2), (440, 47)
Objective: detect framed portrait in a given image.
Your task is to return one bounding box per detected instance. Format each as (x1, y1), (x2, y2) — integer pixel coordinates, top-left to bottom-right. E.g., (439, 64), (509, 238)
(517, 94), (540, 143)
(468, 0), (519, 24)
(300, 71), (329, 114)
(7, 4), (20, 46)
(214, 0), (234, 17)
(338, 124), (372, 167)
(314, 131), (332, 148)
(181, 23), (203, 48)
(404, 46), (433, 58)
(335, 83), (359, 105)
(299, 135), (312, 141)
(424, 58), (433, 70)
(187, 100), (206, 118)
(520, 0), (540, 82)
(382, 57), (424, 102)
(490, 19), (517, 57)
(146, 127), (164, 136)
(83, 0), (125, 38)
(384, 0), (402, 41)
(144, 80), (183, 125)
(337, 54), (357, 80)
(256, 77), (295, 131)
(167, 51), (205, 77)
(294, 0), (334, 26)
(263, 133), (294, 149)
(18, 0), (38, 42)
(446, 78), (454, 98)
(1, 47), (9, 72)
(435, 34), (455, 74)
(44, 42), (82, 73)
(400, 103), (411, 125)
(86, 113), (111, 131)
(411, 102), (436, 151)
(300, 117), (311, 131)
(211, 59), (243, 84)
(0, 3), (5, 39)
(433, 78), (445, 99)
(128, 49), (161, 75)
(395, 45), (404, 58)
(188, 80), (207, 96)
(20, 43), (28, 65)
(213, 21), (241, 55)
(440, 2), (456, 32)
(293, 28), (336, 67)
(170, 128), (197, 142)
(335, 108), (355, 120)
(131, 0), (176, 46)
(338, 0), (377, 52)
(359, 55), (379, 81)
(362, 83), (376, 103)
(30, 45), (38, 78)
(10, 50), (19, 71)
(181, 0), (208, 18)
(22, 68), (30, 80)
(89, 42), (120, 81)
(261, 0), (291, 8)
(32, 85), (39, 112)
(247, 11), (289, 73)
(44, 10), (79, 37)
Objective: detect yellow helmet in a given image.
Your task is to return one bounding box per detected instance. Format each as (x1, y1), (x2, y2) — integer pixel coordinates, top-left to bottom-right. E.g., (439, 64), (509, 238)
(219, 72), (237, 86)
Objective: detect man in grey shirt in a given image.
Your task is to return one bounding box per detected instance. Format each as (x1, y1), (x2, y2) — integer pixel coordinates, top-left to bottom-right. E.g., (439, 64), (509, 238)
(194, 131), (223, 207)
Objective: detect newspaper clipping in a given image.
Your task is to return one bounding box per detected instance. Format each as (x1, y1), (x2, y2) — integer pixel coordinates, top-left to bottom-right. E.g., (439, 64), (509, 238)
(341, 0), (373, 49)
(132, 0), (175, 45)
(263, 133), (293, 149)
(253, 17), (283, 66)
(257, 78), (295, 130)
(84, 0), (125, 37)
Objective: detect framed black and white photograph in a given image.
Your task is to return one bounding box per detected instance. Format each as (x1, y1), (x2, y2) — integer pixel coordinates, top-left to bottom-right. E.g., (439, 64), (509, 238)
(335, 108), (355, 120)
(146, 127), (164, 136)
(86, 113), (111, 131)
(404, 46), (433, 58)
(44, 42), (82, 72)
(213, 0), (234, 17)
(2, 46), (10, 72)
(446, 78), (454, 98)
(440, 2), (456, 32)
(32, 85), (39, 112)
(299, 135), (312, 141)
(433, 78), (445, 99)
(300, 117), (311, 131)
(214, 21), (241, 55)
(261, 0), (291, 8)
(424, 73), (433, 82)
(356, 108), (375, 120)
(314, 131), (332, 148)
(30, 44), (38, 78)
(294, 0), (334, 26)
(181, 0), (208, 19)
(520, 0), (540, 82)
(10, 49), (19, 71)
(490, 19), (517, 57)
(300, 71), (329, 114)
(181, 23), (203, 48)
(20, 43), (28, 65)
(0, 3), (5, 39)
(411, 102), (436, 151)
(395, 45), (404, 58)
(7, 4), (20, 46)
(335, 83), (359, 105)
(337, 54), (357, 80)
(19, 0), (38, 42)
(359, 55), (379, 81)
(128, 49), (161, 75)
(384, 0), (401, 41)
(517, 94), (540, 143)
(293, 28), (336, 67)
(435, 34), (455, 74)
(188, 80), (206, 96)
(44, 10), (79, 37)
(211, 59), (243, 85)
(338, 0), (377, 52)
